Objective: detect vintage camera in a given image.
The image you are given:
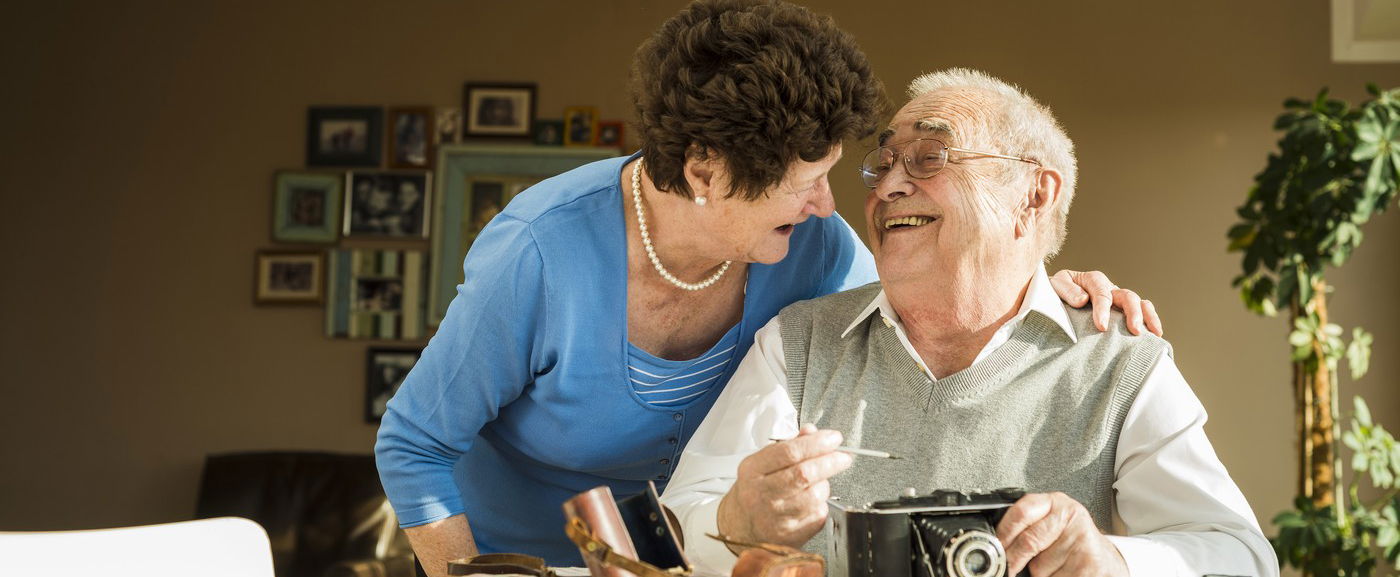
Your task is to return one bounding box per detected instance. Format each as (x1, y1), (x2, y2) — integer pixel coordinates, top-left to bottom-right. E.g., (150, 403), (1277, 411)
(827, 488), (1028, 577)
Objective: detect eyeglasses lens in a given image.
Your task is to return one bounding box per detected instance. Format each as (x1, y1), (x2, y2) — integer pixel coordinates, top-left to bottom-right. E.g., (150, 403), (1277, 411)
(859, 139), (947, 188)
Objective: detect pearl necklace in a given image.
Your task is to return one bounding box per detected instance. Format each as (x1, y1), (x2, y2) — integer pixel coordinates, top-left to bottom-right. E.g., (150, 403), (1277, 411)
(631, 158), (731, 291)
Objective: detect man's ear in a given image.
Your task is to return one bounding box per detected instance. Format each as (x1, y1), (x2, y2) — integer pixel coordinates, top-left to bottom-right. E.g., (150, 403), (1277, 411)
(1016, 167), (1062, 239)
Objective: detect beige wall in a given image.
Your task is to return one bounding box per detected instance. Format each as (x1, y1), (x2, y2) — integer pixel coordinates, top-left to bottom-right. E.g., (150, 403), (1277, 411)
(1, 0), (1397, 544)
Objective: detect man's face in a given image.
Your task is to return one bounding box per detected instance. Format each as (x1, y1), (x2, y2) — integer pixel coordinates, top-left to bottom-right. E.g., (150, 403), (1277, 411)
(864, 89), (1020, 285)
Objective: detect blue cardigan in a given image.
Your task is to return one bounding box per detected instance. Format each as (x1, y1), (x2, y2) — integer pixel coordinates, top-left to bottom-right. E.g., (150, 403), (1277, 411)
(375, 154), (876, 563)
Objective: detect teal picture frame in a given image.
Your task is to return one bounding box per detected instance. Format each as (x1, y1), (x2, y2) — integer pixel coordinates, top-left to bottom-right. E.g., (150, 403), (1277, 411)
(273, 171), (343, 243)
(429, 144), (620, 326)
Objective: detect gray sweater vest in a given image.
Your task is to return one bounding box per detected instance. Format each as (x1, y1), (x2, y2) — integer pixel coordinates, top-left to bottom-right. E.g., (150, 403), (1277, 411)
(779, 283), (1168, 553)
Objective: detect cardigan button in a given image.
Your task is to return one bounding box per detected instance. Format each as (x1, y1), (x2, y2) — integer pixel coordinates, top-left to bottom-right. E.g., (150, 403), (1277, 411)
(672, 413), (683, 422)
(660, 458), (670, 465)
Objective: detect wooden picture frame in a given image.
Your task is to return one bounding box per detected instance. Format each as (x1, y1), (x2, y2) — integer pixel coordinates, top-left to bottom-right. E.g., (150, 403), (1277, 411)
(272, 171), (342, 243)
(563, 106), (598, 147)
(387, 107), (435, 169)
(325, 248), (427, 340)
(463, 83), (537, 139)
(595, 120), (625, 149)
(343, 171), (432, 239)
(429, 144), (622, 326)
(306, 106), (382, 167)
(365, 346), (421, 423)
(254, 250), (325, 305)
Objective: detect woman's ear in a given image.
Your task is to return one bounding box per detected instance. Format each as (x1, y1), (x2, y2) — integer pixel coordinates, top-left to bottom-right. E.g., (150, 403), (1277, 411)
(682, 146), (723, 199)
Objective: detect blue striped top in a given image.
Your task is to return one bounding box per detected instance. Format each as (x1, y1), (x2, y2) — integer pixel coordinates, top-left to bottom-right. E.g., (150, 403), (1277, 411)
(627, 324), (742, 407)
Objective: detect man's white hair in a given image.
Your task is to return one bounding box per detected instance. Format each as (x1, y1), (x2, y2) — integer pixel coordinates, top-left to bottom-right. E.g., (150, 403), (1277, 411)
(907, 68), (1077, 258)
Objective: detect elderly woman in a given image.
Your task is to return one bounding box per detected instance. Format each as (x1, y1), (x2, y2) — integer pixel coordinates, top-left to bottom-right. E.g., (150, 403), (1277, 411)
(374, 1), (1157, 573)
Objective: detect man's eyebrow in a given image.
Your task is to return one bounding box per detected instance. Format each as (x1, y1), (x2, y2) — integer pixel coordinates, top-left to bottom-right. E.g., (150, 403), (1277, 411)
(877, 129), (895, 146)
(915, 119), (955, 140)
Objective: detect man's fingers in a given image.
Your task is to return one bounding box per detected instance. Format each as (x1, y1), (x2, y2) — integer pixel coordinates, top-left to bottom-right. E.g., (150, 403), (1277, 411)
(764, 450), (853, 492)
(1050, 269), (1090, 307)
(746, 429), (843, 474)
(1142, 299), (1164, 337)
(1112, 288), (1145, 335)
(996, 493), (1052, 548)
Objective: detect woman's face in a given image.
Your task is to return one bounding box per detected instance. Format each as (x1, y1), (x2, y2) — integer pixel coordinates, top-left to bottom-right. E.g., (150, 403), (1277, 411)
(700, 145), (842, 264)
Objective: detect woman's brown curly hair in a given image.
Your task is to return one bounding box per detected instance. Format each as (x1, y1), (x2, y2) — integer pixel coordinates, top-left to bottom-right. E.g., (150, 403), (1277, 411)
(630, 0), (883, 201)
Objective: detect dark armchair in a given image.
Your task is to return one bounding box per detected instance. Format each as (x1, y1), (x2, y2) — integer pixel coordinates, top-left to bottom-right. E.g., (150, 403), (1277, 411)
(195, 451), (414, 577)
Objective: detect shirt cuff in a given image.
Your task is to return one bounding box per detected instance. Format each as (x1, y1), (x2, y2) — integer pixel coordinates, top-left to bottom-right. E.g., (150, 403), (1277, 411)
(1106, 535), (1187, 577)
(681, 499), (739, 577)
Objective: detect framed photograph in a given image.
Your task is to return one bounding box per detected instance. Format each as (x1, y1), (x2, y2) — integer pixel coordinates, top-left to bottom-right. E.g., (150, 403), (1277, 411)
(388, 107), (434, 169)
(365, 347), (422, 423)
(1332, 0), (1400, 62)
(430, 144), (621, 326)
(533, 119), (564, 146)
(325, 248), (427, 340)
(254, 251), (325, 305)
(344, 171), (432, 238)
(463, 83), (537, 139)
(563, 106), (598, 147)
(272, 171), (342, 243)
(435, 107), (462, 146)
(306, 106), (382, 167)
(595, 120), (625, 149)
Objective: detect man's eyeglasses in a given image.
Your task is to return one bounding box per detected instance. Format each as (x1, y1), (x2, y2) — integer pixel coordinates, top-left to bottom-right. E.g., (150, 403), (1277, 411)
(858, 138), (1041, 188)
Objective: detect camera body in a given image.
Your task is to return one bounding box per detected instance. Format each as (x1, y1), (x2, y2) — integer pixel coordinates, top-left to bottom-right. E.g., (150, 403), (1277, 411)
(827, 488), (1028, 577)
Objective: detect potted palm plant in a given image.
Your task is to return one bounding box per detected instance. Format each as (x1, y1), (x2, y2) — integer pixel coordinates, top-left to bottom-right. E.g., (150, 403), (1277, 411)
(1228, 84), (1400, 576)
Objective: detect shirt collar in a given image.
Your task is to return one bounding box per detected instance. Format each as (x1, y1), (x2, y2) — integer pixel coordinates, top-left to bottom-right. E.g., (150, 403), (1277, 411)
(840, 264), (1078, 343)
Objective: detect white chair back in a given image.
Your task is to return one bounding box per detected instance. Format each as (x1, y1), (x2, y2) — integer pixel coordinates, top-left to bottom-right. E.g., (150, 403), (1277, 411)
(0, 516), (274, 577)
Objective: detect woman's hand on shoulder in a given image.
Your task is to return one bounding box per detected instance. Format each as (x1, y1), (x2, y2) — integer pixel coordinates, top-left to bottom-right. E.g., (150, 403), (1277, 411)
(1050, 270), (1163, 337)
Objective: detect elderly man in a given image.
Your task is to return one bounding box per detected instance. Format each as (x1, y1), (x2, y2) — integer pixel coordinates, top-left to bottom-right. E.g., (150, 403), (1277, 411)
(660, 68), (1276, 577)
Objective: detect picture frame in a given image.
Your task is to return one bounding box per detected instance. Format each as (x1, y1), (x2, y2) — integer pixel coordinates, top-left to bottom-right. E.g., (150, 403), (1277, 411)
(344, 171), (432, 239)
(463, 83), (537, 139)
(430, 144), (622, 326)
(533, 119), (564, 146)
(306, 106), (382, 167)
(365, 346), (421, 423)
(563, 106), (598, 147)
(595, 120), (625, 149)
(1332, 0), (1400, 62)
(325, 248), (427, 340)
(254, 250), (325, 305)
(387, 107), (435, 169)
(435, 107), (462, 146)
(272, 171), (342, 243)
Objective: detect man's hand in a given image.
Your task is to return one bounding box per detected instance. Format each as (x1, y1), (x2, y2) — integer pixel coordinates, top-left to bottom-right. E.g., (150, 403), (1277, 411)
(716, 425), (853, 549)
(1050, 269), (1163, 337)
(996, 492), (1127, 576)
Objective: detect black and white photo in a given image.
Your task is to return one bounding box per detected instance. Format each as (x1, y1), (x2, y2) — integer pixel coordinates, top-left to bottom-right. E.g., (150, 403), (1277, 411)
(463, 83), (536, 139)
(344, 171), (431, 238)
(365, 347), (421, 422)
(389, 107), (433, 169)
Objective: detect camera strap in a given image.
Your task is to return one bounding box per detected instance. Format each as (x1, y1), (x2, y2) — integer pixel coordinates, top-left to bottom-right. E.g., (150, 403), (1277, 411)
(565, 517), (689, 577)
(447, 552), (557, 577)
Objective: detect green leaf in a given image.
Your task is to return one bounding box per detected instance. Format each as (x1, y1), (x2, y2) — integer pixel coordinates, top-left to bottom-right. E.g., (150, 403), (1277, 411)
(1356, 396), (1374, 428)
(1348, 328), (1373, 380)
(1290, 329), (1313, 347)
(1357, 119), (1384, 144)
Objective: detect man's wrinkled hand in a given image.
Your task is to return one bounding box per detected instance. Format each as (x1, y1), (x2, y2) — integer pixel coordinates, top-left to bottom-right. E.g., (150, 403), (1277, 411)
(716, 425), (853, 550)
(996, 492), (1127, 576)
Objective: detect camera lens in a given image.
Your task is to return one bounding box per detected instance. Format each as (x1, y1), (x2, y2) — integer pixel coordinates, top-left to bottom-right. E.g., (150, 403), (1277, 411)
(944, 531), (1004, 577)
(961, 549), (990, 575)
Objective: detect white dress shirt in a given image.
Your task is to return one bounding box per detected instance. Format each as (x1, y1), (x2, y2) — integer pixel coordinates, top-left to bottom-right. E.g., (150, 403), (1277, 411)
(660, 265), (1278, 577)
